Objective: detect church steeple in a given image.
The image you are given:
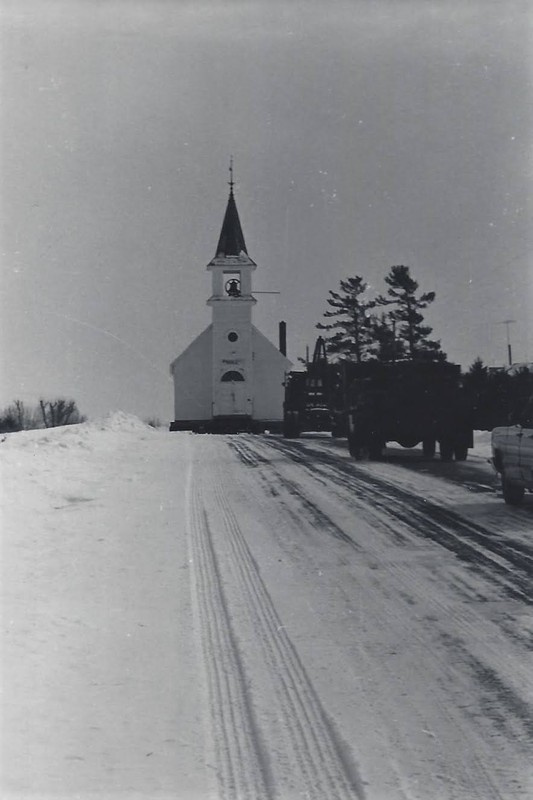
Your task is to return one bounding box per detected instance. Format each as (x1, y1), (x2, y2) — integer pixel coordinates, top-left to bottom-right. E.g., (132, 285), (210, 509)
(208, 163), (256, 272)
(215, 187), (248, 257)
(213, 159), (253, 259)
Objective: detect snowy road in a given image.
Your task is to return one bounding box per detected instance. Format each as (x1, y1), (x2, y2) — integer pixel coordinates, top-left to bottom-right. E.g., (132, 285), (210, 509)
(190, 433), (533, 800)
(2, 418), (533, 799)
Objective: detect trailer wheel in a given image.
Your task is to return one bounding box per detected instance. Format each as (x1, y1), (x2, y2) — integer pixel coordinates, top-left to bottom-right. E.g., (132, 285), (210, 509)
(368, 440), (383, 460)
(422, 438), (436, 458)
(439, 439), (454, 462)
(352, 446), (368, 461)
(348, 434), (366, 460)
(454, 443), (468, 461)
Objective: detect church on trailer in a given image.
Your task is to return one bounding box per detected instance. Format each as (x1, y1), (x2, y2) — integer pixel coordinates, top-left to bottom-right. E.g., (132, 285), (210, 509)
(169, 172), (292, 432)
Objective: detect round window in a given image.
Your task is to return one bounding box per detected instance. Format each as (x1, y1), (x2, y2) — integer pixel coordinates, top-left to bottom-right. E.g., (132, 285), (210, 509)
(228, 331), (239, 343)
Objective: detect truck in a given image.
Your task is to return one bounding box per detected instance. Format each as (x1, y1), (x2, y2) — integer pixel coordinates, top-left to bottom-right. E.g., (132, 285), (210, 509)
(283, 337), (338, 438)
(491, 392), (533, 505)
(342, 360), (473, 461)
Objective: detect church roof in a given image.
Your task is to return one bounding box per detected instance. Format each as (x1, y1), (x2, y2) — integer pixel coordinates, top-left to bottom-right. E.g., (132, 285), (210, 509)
(215, 188), (249, 258)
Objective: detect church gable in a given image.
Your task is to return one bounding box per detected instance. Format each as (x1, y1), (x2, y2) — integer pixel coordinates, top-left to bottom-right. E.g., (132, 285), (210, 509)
(170, 325), (213, 421)
(252, 326), (292, 369)
(170, 324), (212, 372)
(252, 326), (292, 422)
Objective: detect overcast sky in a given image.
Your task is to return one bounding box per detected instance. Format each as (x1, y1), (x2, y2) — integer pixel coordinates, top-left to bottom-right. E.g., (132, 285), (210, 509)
(1, 0), (532, 421)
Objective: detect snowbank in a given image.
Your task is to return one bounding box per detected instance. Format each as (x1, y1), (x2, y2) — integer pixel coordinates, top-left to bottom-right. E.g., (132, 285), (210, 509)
(0, 412), (163, 524)
(1, 413), (199, 799)
(86, 410), (158, 434)
(0, 411), (158, 455)
(472, 429), (492, 460)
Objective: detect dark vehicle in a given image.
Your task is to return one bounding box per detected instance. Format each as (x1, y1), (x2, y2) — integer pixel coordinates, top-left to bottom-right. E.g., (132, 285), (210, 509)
(343, 360), (473, 461)
(283, 337), (336, 438)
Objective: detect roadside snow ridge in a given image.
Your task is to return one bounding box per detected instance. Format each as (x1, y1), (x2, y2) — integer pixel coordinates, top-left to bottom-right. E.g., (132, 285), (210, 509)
(88, 410), (155, 433)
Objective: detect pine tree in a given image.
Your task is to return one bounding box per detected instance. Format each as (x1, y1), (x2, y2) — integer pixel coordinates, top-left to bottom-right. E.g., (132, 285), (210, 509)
(317, 276), (375, 362)
(367, 312), (405, 362)
(377, 266), (445, 361)
(465, 357), (488, 385)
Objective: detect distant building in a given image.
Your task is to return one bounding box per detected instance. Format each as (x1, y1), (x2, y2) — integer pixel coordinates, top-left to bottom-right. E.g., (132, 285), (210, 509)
(506, 363), (533, 375)
(170, 176), (292, 432)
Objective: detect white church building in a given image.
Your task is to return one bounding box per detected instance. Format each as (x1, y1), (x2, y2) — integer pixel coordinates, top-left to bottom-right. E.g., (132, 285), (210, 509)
(170, 176), (292, 432)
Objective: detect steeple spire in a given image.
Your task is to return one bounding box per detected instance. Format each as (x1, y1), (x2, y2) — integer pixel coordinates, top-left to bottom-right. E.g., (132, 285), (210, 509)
(215, 160), (249, 258)
(229, 155), (234, 193)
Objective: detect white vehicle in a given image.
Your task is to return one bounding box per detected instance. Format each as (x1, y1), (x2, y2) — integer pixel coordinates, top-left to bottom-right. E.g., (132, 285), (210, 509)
(491, 395), (533, 505)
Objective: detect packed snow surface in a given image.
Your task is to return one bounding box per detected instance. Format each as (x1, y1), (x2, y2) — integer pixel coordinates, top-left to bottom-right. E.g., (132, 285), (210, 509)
(1, 418), (532, 799)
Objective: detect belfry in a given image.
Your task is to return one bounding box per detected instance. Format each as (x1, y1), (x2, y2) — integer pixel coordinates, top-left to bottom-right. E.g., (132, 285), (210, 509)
(170, 168), (292, 432)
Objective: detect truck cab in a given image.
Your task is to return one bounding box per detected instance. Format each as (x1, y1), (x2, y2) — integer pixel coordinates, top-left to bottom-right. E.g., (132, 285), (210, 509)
(283, 337), (335, 438)
(491, 395), (533, 505)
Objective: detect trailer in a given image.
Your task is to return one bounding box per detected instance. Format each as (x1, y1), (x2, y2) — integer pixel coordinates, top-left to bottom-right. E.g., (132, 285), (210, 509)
(343, 360), (473, 461)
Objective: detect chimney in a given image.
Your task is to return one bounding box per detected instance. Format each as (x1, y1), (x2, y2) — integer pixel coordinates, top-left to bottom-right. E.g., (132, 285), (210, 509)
(279, 321), (287, 356)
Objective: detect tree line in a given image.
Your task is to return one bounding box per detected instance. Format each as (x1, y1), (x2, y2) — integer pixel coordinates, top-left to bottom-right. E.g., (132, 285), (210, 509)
(317, 266), (532, 428)
(461, 358), (533, 430)
(0, 398), (86, 433)
(317, 265), (445, 363)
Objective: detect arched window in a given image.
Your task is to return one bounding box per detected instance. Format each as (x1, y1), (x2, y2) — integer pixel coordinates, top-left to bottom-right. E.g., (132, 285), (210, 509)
(221, 371), (244, 382)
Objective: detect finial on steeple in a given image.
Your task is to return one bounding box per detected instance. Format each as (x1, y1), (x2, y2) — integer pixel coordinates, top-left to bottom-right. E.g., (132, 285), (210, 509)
(228, 156), (234, 193)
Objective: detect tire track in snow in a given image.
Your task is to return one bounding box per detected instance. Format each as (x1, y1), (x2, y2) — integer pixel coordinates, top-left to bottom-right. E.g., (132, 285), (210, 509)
(438, 631), (533, 743)
(187, 469), (272, 799)
(224, 438), (517, 798)
(210, 460), (365, 799)
(229, 439), (362, 550)
(253, 437), (533, 606)
(235, 436), (533, 753)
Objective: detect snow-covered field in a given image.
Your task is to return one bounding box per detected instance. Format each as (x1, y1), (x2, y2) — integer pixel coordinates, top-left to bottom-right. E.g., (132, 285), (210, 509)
(1, 416), (532, 799)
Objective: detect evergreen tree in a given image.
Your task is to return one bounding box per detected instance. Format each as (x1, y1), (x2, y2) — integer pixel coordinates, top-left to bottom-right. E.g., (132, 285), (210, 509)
(464, 357), (488, 387)
(367, 312), (405, 362)
(462, 357), (490, 429)
(317, 276), (375, 362)
(377, 265), (445, 361)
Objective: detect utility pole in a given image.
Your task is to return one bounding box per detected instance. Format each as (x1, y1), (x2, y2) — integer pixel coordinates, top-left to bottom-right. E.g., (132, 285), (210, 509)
(498, 320), (516, 366)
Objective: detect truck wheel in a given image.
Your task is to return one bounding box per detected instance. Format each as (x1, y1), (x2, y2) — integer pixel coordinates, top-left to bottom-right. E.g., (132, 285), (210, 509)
(368, 440), (383, 460)
(439, 439), (454, 462)
(283, 412), (301, 438)
(454, 443), (468, 461)
(283, 421), (298, 438)
(283, 427), (300, 439)
(348, 434), (366, 460)
(353, 447), (368, 461)
(502, 476), (525, 506)
(422, 438), (436, 458)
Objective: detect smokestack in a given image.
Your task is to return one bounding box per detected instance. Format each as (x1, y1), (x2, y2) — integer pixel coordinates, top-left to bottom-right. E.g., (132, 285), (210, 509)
(279, 321), (287, 356)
